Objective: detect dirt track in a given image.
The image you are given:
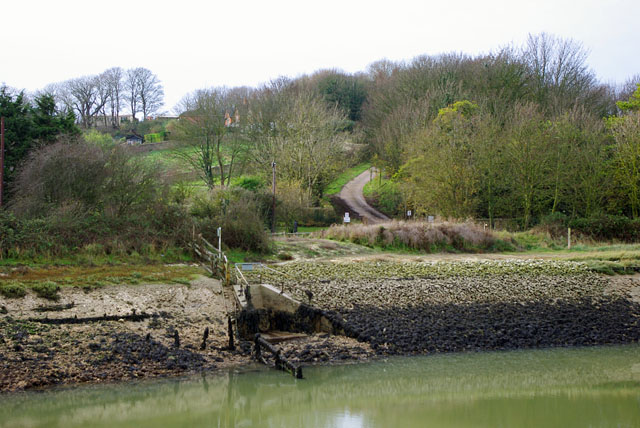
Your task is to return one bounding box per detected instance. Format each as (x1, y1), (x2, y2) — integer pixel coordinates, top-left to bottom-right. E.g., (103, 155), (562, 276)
(339, 168), (389, 223)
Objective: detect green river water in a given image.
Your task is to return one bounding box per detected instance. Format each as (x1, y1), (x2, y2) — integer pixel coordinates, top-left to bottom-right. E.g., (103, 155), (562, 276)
(1, 344), (639, 428)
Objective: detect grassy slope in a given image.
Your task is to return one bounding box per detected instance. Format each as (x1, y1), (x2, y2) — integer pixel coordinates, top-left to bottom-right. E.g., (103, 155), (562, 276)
(324, 163), (371, 196)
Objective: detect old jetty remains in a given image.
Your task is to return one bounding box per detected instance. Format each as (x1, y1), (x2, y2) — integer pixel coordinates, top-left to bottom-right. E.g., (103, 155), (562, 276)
(190, 235), (344, 378)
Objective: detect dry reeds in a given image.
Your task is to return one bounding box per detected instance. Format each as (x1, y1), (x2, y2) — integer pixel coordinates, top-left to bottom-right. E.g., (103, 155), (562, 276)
(318, 220), (501, 252)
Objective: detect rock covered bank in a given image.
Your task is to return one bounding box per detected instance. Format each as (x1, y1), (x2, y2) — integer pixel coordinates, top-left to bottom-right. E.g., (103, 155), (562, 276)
(246, 259), (640, 354)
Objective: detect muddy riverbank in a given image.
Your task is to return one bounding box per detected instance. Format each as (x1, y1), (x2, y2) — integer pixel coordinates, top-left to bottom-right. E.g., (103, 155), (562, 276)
(0, 277), (373, 393)
(2, 259), (640, 392)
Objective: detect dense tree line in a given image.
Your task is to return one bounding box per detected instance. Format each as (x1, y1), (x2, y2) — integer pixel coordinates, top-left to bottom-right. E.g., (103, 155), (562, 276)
(356, 34), (640, 227)
(171, 33), (640, 228)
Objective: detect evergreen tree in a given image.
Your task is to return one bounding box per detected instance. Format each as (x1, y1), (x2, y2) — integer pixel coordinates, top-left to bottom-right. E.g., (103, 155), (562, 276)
(0, 86), (79, 204)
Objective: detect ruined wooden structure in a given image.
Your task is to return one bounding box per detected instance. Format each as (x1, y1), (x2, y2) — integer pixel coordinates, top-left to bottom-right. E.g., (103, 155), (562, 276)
(254, 333), (303, 379)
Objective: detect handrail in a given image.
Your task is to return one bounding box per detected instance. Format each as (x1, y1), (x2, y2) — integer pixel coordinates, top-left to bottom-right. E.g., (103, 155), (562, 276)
(190, 234), (238, 349)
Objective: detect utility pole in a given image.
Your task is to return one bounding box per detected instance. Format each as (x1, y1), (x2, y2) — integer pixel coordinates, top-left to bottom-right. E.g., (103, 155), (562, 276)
(271, 161), (276, 233)
(0, 117), (5, 208)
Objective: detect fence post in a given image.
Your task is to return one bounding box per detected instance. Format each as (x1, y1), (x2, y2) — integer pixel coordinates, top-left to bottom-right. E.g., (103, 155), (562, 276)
(228, 316), (235, 350)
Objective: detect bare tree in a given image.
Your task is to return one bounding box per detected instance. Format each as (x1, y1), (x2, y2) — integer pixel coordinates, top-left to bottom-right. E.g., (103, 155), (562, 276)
(59, 75), (108, 128)
(124, 68), (142, 121)
(123, 67), (164, 122)
(521, 33), (596, 113)
(102, 67), (124, 128)
(619, 74), (640, 103)
(172, 88), (248, 188)
(137, 68), (164, 119)
(248, 83), (349, 200)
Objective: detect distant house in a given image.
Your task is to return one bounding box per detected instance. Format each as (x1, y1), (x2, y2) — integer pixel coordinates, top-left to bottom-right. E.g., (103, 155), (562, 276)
(125, 132), (144, 145)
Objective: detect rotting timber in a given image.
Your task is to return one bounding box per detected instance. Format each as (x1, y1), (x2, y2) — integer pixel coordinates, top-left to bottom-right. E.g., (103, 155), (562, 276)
(254, 333), (303, 379)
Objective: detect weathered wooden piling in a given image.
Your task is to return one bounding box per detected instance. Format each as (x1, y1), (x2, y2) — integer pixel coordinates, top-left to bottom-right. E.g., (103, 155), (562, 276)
(254, 333), (303, 379)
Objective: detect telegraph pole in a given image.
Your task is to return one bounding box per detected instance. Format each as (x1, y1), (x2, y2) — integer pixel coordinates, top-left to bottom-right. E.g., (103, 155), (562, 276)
(271, 161), (276, 233)
(0, 117), (5, 208)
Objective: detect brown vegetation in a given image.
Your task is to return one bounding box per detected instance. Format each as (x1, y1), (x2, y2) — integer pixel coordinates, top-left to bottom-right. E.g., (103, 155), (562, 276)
(318, 221), (507, 252)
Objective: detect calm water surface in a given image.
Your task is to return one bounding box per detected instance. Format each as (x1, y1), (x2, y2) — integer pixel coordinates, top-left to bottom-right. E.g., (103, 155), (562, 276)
(1, 344), (639, 428)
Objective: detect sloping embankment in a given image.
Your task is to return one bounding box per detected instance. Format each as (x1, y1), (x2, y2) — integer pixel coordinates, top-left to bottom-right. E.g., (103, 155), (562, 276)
(245, 260), (640, 354)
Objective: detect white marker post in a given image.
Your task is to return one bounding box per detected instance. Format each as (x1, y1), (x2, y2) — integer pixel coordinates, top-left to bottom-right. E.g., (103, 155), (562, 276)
(344, 212), (350, 223)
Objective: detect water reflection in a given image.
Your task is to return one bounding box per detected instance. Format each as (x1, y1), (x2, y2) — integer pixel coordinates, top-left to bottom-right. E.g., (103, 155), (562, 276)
(1, 345), (640, 428)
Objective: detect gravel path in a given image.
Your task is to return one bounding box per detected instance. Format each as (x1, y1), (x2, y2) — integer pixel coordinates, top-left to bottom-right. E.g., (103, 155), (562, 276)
(339, 168), (389, 223)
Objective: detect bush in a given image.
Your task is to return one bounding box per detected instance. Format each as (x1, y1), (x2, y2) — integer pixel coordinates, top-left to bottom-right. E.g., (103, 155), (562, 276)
(144, 132), (164, 143)
(569, 215), (640, 242)
(1, 138), (193, 259)
(536, 212), (569, 238)
(364, 179), (403, 217)
(235, 176), (264, 192)
(0, 282), (27, 298)
(31, 281), (60, 301)
(192, 188), (271, 253)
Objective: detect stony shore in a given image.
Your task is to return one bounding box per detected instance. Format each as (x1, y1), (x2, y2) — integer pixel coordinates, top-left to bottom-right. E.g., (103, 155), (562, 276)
(246, 259), (640, 354)
(2, 258), (640, 392)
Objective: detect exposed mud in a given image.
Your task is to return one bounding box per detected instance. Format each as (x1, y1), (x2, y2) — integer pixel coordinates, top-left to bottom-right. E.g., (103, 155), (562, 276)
(0, 276), (372, 392)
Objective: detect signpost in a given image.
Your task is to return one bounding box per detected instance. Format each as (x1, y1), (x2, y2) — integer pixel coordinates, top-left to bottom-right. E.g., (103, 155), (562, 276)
(343, 212), (350, 223)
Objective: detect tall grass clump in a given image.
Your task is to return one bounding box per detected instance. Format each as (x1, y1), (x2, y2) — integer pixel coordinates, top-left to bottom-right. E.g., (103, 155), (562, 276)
(318, 220), (515, 253)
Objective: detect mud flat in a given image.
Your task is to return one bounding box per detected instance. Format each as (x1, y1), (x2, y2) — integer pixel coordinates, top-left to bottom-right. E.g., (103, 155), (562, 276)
(0, 277), (372, 392)
(246, 259), (640, 355)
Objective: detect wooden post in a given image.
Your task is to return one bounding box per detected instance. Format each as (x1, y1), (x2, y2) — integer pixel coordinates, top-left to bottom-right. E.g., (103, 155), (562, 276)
(568, 227), (571, 250)
(200, 327), (209, 350)
(227, 316), (235, 350)
(254, 333), (261, 359)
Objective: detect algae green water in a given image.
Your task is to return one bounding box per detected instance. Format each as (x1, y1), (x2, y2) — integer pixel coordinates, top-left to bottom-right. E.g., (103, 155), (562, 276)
(1, 344), (639, 428)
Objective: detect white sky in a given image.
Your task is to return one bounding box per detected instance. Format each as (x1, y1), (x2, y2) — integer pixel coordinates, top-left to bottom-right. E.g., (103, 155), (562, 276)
(2, 0), (639, 112)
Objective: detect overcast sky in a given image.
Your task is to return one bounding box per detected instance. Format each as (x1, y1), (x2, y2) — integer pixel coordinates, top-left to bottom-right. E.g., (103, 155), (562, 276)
(2, 0), (639, 112)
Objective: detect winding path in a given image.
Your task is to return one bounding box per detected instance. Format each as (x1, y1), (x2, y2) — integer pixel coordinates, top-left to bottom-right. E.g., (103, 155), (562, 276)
(339, 168), (390, 224)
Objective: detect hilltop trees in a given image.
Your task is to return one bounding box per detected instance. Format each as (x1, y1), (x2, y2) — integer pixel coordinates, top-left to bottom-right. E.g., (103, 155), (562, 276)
(103, 67), (124, 127)
(46, 67), (164, 128)
(125, 67), (164, 121)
